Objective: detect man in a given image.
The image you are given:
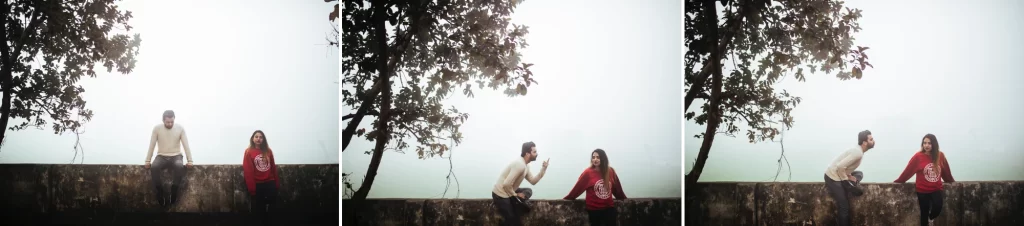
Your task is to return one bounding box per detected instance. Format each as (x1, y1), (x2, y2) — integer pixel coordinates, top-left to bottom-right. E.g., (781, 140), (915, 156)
(144, 110), (194, 207)
(825, 130), (874, 226)
(492, 141), (549, 226)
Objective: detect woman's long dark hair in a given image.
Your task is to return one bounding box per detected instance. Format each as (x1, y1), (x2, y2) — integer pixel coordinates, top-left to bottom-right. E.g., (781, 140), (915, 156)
(920, 134), (942, 175)
(592, 149), (611, 189)
(249, 130), (271, 155)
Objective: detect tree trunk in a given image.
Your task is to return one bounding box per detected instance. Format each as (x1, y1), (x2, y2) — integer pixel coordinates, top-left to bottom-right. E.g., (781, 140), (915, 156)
(686, 0), (724, 194)
(684, 0), (749, 113)
(0, 1), (13, 148)
(351, 0), (391, 202)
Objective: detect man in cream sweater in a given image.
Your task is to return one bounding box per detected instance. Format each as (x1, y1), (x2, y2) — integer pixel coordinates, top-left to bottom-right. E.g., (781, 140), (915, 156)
(825, 130), (874, 226)
(144, 110), (194, 207)
(491, 141), (549, 226)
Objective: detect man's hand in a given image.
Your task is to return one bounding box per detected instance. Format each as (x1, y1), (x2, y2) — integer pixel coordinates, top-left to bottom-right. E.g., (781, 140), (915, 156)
(186, 162), (193, 168)
(542, 158), (550, 168)
(145, 162), (151, 169)
(517, 192), (525, 199)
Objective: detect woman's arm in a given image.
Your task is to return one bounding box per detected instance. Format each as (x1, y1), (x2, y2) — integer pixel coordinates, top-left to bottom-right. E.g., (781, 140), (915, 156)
(610, 168), (627, 200)
(242, 150), (257, 195)
(940, 152), (955, 182)
(563, 170), (590, 200)
(893, 155), (918, 183)
(271, 151), (281, 189)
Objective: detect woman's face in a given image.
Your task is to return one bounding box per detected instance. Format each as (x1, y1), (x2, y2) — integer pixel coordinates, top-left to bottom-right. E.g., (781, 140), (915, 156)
(591, 152), (601, 167)
(922, 137), (933, 153)
(252, 132), (264, 146)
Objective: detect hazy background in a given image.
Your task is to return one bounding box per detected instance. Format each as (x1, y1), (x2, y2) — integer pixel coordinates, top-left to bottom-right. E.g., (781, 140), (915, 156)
(0, 0), (340, 164)
(342, 0), (682, 199)
(685, 0), (1024, 182)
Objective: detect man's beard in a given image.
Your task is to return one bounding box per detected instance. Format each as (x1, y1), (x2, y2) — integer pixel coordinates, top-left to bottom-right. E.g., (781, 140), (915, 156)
(531, 155), (538, 161)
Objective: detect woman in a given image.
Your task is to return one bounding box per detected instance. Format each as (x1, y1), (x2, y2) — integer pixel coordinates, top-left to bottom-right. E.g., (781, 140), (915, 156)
(564, 149), (627, 226)
(894, 134), (955, 226)
(243, 130), (280, 225)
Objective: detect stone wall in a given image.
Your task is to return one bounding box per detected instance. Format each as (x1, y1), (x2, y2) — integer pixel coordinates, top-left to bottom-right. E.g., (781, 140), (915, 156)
(342, 198), (681, 226)
(687, 181), (1024, 226)
(0, 164), (339, 225)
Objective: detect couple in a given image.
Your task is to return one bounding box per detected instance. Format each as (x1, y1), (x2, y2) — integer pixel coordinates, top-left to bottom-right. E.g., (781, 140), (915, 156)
(826, 130), (955, 226)
(143, 110), (280, 224)
(490, 142), (628, 226)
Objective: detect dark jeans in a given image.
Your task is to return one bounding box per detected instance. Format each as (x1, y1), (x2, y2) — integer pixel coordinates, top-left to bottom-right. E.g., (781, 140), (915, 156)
(917, 190), (944, 226)
(824, 171), (864, 226)
(492, 188), (532, 226)
(151, 155), (185, 199)
(251, 181), (278, 225)
(587, 207), (618, 226)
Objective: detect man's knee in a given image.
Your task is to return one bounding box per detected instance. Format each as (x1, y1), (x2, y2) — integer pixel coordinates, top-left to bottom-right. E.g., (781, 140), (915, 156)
(515, 188), (533, 200)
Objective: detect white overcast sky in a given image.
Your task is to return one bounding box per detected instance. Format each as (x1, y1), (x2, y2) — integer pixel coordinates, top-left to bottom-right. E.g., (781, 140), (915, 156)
(0, 0), (340, 164)
(342, 0), (683, 199)
(686, 0), (1024, 182)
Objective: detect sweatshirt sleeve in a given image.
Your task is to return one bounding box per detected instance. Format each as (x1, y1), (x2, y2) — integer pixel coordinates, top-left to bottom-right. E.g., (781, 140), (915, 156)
(272, 152), (281, 189)
(894, 155), (919, 183)
(563, 170), (590, 200)
(242, 150), (257, 195)
(940, 152), (955, 182)
(611, 168), (627, 200)
(834, 151), (861, 180)
(180, 128), (193, 164)
(145, 126), (158, 163)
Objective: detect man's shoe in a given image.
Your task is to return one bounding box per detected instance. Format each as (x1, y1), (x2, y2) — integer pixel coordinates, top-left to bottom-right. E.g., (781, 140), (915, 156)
(846, 181), (864, 196)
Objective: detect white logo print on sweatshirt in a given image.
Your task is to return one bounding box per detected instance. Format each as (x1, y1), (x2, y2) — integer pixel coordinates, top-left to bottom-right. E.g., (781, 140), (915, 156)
(594, 179), (611, 199)
(923, 163), (939, 182)
(255, 154), (271, 172)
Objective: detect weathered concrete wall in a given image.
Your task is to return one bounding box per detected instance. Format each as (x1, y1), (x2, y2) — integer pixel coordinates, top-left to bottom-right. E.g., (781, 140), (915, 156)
(0, 164), (339, 225)
(688, 182), (1024, 226)
(342, 198), (681, 226)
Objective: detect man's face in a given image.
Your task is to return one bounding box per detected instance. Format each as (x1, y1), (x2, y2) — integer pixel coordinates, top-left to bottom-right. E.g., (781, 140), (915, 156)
(529, 147), (538, 161)
(866, 135), (875, 149)
(163, 117), (175, 129)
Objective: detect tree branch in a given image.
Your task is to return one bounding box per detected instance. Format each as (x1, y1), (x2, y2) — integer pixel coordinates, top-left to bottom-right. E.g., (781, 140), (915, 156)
(685, 0), (754, 112)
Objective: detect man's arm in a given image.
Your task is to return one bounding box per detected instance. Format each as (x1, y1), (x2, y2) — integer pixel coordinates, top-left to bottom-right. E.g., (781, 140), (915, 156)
(145, 127), (158, 164)
(502, 163), (524, 197)
(180, 128), (193, 164)
(834, 152), (860, 181)
(524, 166), (547, 185)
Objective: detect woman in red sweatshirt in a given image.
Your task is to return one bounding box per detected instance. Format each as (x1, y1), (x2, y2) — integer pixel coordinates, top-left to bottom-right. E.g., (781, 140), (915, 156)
(894, 134), (955, 226)
(243, 130), (280, 224)
(564, 149), (627, 226)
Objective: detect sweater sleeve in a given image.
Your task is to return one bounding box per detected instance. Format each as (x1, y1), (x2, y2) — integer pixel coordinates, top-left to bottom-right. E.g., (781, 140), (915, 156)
(940, 153), (955, 182)
(502, 163), (524, 197)
(834, 151), (861, 180)
(563, 170), (589, 200)
(242, 150), (256, 195)
(524, 166), (546, 185)
(145, 126), (158, 163)
(610, 168), (627, 200)
(894, 155), (919, 183)
(180, 128), (193, 164)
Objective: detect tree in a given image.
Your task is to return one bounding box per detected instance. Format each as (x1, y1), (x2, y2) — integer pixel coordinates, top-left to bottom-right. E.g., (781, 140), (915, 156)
(684, 0), (871, 202)
(341, 0), (535, 205)
(0, 0), (141, 150)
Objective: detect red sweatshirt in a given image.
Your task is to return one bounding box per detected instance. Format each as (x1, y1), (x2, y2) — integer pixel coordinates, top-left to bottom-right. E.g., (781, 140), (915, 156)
(243, 148), (280, 195)
(563, 167), (627, 210)
(894, 152), (955, 193)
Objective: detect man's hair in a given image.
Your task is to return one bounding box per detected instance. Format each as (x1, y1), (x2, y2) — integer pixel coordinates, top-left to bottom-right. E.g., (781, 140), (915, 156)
(857, 130), (872, 145)
(520, 141), (536, 157)
(162, 110), (175, 119)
